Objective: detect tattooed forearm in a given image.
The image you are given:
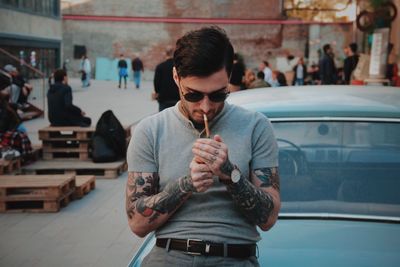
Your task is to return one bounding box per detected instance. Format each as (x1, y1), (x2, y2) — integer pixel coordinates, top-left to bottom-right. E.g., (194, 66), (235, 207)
(126, 172), (159, 220)
(126, 173), (194, 224)
(254, 167), (280, 191)
(226, 168), (279, 225)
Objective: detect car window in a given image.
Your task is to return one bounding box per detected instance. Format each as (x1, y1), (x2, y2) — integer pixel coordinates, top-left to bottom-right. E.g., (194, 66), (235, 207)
(272, 121), (400, 218)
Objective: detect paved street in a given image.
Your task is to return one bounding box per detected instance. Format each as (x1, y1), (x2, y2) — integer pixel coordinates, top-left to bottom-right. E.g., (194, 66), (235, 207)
(0, 78), (158, 267)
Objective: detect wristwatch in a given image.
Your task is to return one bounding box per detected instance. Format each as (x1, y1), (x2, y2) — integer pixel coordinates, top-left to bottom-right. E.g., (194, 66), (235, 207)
(231, 165), (241, 184)
(220, 165), (241, 185)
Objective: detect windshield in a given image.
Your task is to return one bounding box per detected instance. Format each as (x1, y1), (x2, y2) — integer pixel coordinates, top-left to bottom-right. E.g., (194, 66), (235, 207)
(272, 121), (400, 218)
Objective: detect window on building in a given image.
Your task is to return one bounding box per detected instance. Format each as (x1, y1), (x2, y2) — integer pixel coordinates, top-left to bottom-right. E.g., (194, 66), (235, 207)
(0, 0), (60, 17)
(0, 0), (18, 6)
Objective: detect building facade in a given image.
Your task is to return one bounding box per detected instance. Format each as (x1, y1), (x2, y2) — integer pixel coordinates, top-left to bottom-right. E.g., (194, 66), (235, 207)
(0, 0), (62, 77)
(61, 0), (353, 80)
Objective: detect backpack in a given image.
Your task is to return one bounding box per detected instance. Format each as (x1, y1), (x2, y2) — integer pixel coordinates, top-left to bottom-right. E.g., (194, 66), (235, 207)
(91, 110), (126, 162)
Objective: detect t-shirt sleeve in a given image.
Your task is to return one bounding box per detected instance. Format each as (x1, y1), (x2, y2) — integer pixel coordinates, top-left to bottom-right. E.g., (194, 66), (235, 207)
(250, 115), (279, 169)
(127, 120), (158, 172)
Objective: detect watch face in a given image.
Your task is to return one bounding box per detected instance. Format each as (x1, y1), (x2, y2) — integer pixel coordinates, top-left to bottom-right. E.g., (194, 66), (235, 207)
(231, 169), (241, 183)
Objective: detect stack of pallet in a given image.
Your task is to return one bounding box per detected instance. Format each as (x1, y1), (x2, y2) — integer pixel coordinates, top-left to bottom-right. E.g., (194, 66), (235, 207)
(0, 174), (95, 212)
(22, 126), (130, 179)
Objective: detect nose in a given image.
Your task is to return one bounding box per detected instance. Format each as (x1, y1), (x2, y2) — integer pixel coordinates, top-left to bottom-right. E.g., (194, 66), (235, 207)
(199, 96), (211, 114)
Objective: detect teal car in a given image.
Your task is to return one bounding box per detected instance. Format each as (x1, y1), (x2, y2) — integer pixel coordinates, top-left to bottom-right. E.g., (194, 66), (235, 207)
(129, 86), (400, 267)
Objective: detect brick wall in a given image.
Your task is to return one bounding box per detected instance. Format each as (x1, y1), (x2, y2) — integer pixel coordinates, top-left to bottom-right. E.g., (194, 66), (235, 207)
(62, 0), (352, 78)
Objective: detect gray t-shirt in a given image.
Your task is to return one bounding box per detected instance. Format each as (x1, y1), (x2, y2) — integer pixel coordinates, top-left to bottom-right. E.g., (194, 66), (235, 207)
(127, 102), (278, 243)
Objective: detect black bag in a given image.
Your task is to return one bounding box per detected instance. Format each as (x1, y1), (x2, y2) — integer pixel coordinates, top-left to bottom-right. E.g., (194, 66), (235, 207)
(91, 110), (126, 162)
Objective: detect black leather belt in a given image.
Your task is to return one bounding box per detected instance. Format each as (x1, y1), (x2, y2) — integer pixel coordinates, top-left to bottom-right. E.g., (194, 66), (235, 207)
(156, 238), (257, 258)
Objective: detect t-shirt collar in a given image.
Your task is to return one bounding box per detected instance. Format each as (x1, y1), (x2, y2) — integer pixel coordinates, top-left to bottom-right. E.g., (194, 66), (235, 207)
(172, 101), (231, 133)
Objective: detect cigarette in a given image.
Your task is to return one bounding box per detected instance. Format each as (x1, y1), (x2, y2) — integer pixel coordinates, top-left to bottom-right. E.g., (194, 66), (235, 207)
(203, 114), (210, 138)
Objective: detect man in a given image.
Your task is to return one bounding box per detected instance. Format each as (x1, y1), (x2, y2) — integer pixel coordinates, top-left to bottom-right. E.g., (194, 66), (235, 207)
(292, 57), (307, 86)
(126, 27), (280, 266)
(343, 43), (359, 84)
(259, 60), (273, 85)
(319, 44), (337, 85)
(131, 56), (144, 89)
(117, 54), (128, 89)
(47, 69), (91, 127)
(153, 48), (180, 111)
(80, 55), (91, 88)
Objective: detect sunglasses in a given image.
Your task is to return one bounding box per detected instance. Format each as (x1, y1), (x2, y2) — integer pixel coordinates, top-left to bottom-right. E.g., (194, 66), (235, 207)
(181, 87), (229, 103)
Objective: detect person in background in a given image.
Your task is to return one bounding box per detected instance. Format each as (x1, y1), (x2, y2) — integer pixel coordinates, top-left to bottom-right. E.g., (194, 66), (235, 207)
(259, 61), (273, 85)
(343, 43), (359, 84)
(270, 70), (280, 87)
(319, 44), (337, 85)
(277, 72), (288, 86)
(308, 64), (320, 85)
(153, 48), (180, 111)
(2, 64), (33, 109)
(243, 69), (256, 89)
(131, 56), (144, 89)
(47, 69), (91, 127)
(118, 54), (128, 89)
(80, 55), (91, 88)
(126, 26), (280, 267)
(293, 57), (307, 86)
(248, 71), (270, 89)
(228, 53), (245, 92)
(386, 43), (399, 86)
(0, 94), (32, 161)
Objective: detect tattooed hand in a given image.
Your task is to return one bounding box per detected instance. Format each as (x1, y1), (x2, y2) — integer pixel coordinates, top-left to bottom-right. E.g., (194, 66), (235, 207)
(189, 158), (214, 192)
(192, 134), (232, 183)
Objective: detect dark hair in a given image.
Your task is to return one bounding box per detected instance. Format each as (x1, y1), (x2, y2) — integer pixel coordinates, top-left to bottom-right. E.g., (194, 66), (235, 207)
(53, 69), (67, 83)
(277, 72), (287, 86)
(263, 61), (269, 67)
(323, 44), (331, 54)
(257, 71), (265, 80)
(349, 43), (358, 53)
(173, 26), (234, 78)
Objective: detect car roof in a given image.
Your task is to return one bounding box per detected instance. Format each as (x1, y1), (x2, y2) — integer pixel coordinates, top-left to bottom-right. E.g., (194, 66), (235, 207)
(227, 85), (400, 119)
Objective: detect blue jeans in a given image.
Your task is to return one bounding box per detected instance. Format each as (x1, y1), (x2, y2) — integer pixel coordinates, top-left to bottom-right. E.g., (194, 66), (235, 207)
(133, 71), (141, 88)
(82, 72), (91, 87)
(295, 78), (304, 86)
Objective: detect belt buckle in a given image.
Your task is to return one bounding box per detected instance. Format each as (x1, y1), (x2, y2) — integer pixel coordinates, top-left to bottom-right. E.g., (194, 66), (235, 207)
(185, 239), (203, 256)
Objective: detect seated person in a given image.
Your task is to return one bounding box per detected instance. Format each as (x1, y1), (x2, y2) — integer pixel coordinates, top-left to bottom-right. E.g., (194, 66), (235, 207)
(0, 94), (32, 160)
(47, 69), (91, 127)
(0, 69), (13, 103)
(248, 71), (271, 89)
(3, 65), (33, 108)
(0, 69), (11, 91)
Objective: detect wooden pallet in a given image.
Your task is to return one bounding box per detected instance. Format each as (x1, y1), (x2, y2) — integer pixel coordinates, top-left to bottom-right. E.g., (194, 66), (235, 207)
(22, 160), (127, 179)
(42, 140), (90, 160)
(73, 175), (95, 199)
(0, 158), (21, 175)
(0, 174), (75, 212)
(39, 126), (95, 141)
(38, 125), (132, 142)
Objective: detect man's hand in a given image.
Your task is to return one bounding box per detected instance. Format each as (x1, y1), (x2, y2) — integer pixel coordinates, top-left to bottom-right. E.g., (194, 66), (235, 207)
(192, 135), (233, 183)
(189, 158), (214, 192)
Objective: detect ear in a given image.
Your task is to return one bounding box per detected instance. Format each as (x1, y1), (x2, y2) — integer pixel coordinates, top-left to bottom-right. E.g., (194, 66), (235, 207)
(172, 67), (180, 87)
